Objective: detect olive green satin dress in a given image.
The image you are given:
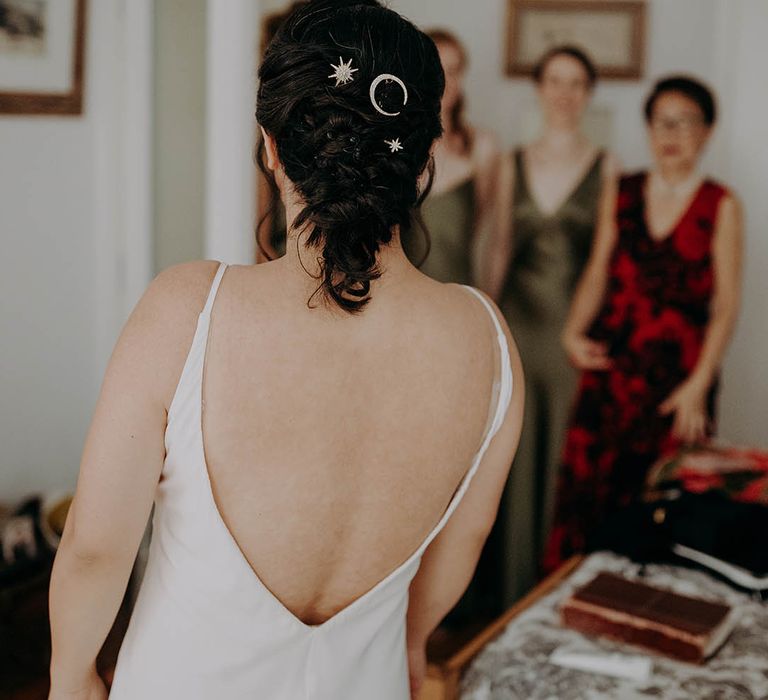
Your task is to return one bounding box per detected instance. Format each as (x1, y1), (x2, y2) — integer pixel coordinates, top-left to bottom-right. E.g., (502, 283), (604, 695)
(402, 177), (476, 284)
(497, 147), (604, 605)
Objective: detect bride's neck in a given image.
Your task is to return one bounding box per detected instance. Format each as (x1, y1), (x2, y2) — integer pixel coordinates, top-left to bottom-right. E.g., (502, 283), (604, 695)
(273, 195), (413, 295)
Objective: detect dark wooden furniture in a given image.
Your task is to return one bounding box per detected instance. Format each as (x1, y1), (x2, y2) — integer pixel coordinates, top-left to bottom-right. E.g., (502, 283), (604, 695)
(1, 562), (132, 700)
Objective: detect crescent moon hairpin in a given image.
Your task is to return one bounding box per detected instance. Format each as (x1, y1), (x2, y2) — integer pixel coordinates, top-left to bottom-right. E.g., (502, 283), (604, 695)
(369, 73), (408, 117)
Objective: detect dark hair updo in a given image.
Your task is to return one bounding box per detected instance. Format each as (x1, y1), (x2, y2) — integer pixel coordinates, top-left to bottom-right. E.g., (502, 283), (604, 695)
(643, 75), (717, 126)
(256, 0), (445, 313)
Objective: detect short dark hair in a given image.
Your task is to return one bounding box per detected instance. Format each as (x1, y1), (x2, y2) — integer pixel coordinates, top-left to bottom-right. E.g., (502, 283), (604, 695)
(644, 75), (717, 125)
(532, 45), (597, 87)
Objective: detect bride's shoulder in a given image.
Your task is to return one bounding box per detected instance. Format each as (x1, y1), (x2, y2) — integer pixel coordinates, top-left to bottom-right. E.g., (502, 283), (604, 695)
(149, 260), (224, 312)
(437, 283), (514, 351)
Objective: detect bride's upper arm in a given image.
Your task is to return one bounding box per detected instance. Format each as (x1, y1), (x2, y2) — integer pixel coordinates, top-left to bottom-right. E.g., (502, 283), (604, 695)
(61, 260), (219, 563)
(446, 292), (524, 538)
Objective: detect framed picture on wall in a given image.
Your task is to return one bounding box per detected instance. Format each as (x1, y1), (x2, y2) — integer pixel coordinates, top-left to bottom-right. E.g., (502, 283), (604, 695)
(0, 0), (87, 114)
(506, 0), (646, 80)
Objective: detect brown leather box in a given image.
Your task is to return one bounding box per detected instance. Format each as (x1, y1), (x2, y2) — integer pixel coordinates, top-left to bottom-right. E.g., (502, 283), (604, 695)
(561, 571), (738, 663)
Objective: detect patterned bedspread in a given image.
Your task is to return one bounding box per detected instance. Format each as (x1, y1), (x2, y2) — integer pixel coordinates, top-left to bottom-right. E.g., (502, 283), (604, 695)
(460, 552), (768, 699)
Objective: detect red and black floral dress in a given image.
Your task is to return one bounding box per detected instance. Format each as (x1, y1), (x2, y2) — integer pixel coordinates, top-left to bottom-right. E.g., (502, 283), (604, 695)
(542, 171), (728, 573)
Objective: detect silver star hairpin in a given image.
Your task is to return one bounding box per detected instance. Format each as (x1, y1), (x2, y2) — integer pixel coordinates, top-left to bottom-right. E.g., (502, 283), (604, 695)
(328, 57), (358, 87)
(384, 138), (403, 154)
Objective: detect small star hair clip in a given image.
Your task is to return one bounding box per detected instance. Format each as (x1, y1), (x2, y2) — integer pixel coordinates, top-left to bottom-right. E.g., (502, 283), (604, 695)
(384, 137), (403, 153)
(328, 57), (358, 87)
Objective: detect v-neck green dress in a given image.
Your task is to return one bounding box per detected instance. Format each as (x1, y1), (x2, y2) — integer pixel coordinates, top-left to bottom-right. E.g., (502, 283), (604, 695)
(496, 147), (604, 604)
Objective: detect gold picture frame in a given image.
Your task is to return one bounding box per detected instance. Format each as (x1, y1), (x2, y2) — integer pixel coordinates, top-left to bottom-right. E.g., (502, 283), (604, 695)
(506, 0), (646, 80)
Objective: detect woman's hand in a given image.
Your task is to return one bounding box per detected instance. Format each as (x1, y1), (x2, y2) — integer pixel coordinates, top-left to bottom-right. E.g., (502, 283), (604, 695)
(48, 666), (108, 700)
(658, 377), (710, 444)
(407, 641), (427, 699)
(562, 331), (612, 371)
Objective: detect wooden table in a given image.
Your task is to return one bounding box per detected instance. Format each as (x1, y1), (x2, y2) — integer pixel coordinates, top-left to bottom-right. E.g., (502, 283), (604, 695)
(418, 557), (583, 700)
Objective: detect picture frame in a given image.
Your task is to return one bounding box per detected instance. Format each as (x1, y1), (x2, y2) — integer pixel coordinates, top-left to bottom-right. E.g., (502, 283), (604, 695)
(0, 0), (87, 115)
(506, 0), (646, 80)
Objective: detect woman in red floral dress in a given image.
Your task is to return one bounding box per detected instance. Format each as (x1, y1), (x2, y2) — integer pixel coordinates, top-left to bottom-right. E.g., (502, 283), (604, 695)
(543, 76), (744, 572)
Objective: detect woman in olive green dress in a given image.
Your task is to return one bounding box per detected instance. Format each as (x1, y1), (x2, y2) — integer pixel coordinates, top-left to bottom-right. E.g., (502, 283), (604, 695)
(481, 46), (619, 605)
(402, 29), (500, 285)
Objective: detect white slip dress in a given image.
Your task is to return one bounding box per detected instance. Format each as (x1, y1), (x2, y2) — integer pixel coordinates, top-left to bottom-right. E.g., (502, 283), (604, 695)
(108, 261), (513, 699)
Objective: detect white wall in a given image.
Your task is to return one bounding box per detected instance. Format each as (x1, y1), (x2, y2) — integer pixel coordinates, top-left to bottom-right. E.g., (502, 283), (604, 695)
(1, 3), (105, 502)
(205, 0), (257, 263)
(0, 0), (151, 502)
(153, 0), (207, 273)
(712, 1), (768, 445)
(0, 100), (99, 502)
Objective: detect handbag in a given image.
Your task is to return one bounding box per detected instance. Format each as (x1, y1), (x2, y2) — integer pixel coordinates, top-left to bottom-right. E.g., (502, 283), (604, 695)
(588, 489), (768, 598)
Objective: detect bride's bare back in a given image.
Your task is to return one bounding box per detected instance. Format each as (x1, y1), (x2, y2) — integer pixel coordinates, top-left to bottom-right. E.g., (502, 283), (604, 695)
(190, 258), (510, 624)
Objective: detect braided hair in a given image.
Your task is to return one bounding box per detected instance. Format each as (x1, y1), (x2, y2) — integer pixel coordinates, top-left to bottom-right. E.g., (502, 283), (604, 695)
(256, 0), (445, 313)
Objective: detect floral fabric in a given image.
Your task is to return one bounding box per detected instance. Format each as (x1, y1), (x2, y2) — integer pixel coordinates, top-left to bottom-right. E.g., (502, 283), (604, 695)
(543, 173), (729, 573)
(647, 443), (768, 505)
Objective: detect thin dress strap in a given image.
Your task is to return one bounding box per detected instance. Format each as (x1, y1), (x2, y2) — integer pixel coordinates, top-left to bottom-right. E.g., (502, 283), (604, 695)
(165, 261), (229, 434)
(460, 285), (514, 437)
(201, 262), (228, 317)
(409, 284), (515, 559)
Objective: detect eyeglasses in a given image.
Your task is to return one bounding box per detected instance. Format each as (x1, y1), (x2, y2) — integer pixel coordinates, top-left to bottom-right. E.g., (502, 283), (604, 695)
(649, 115), (705, 134)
